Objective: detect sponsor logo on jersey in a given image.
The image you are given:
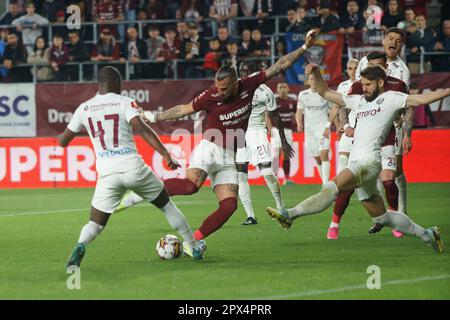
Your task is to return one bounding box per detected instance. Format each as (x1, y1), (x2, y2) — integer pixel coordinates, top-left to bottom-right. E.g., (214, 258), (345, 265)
(219, 103), (251, 122)
(356, 107), (381, 119)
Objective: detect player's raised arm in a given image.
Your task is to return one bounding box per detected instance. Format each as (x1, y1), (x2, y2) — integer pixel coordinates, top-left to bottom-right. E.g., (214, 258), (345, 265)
(306, 64), (345, 106)
(142, 101), (195, 123)
(265, 29), (318, 80)
(406, 88), (450, 107)
(130, 116), (180, 170)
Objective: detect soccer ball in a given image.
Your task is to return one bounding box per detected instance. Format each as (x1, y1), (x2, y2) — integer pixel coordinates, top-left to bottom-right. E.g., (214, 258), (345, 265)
(156, 234), (182, 260)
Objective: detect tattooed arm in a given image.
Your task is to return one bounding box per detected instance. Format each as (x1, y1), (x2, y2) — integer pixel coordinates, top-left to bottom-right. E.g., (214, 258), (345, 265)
(265, 29), (318, 80)
(142, 101), (195, 123)
(402, 106), (414, 154)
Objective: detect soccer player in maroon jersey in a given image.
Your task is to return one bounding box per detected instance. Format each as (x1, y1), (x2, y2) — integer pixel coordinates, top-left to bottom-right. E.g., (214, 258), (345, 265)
(330, 51), (409, 238)
(269, 82), (297, 185)
(141, 30), (318, 249)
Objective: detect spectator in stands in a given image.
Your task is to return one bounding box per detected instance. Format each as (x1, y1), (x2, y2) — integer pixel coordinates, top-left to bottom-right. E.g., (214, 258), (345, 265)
(11, 2), (49, 55)
(239, 0), (273, 34)
(176, 0), (208, 34)
(180, 23), (207, 78)
(273, 0), (298, 16)
(406, 14), (435, 73)
(0, 28), (9, 80)
(217, 24), (231, 53)
(42, 0), (64, 22)
(121, 1), (139, 27)
(403, 0), (427, 17)
(409, 82), (436, 127)
(398, 7), (416, 30)
(120, 27), (148, 79)
(0, 1), (24, 27)
(381, 0), (405, 31)
(431, 20), (450, 72)
(286, 6), (312, 33)
(284, 6), (298, 32)
(276, 39), (286, 58)
(221, 39), (242, 69)
(209, 0), (238, 36)
(2, 31), (29, 82)
(93, 0), (124, 41)
(238, 28), (251, 57)
(146, 0), (166, 19)
(202, 37), (222, 77)
(248, 28), (270, 68)
(340, 0), (366, 33)
(52, 10), (68, 41)
(316, 0), (341, 33)
(157, 26), (180, 78)
(27, 36), (53, 82)
(177, 20), (190, 42)
(146, 25), (165, 60)
(165, 0), (181, 19)
(67, 30), (90, 81)
(49, 33), (69, 81)
(91, 28), (121, 62)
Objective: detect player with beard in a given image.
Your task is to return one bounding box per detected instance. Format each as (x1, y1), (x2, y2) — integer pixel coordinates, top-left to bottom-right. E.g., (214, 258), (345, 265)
(356, 27), (412, 219)
(267, 64), (447, 254)
(327, 51), (409, 239)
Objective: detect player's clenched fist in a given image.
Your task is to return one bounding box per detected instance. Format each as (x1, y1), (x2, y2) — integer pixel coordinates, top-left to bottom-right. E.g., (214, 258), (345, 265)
(304, 29), (318, 49)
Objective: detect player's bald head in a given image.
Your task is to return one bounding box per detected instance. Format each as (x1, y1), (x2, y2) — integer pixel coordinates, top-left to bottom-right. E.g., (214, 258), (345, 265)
(98, 66), (122, 94)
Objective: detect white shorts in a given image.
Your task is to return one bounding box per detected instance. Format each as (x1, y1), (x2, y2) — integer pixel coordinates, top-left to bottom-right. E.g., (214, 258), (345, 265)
(381, 145), (397, 171)
(92, 165), (164, 214)
(189, 139), (238, 189)
(347, 157), (382, 201)
(236, 128), (272, 165)
(395, 126), (403, 156)
(338, 135), (353, 154)
(305, 129), (330, 157)
(271, 128), (293, 149)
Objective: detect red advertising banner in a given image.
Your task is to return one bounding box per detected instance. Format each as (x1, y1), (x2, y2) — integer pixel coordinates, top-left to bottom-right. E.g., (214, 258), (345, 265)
(1, 130), (450, 189)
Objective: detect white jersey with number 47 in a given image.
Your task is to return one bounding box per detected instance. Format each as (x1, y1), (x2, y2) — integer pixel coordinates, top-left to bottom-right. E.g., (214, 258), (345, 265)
(67, 92), (145, 177)
(343, 91), (408, 161)
(247, 83), (278, 130)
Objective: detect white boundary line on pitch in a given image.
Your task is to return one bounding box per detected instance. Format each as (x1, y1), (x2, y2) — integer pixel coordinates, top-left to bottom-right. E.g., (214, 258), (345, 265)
(251, 274), (450, 300)
(0, 200), (218, 218)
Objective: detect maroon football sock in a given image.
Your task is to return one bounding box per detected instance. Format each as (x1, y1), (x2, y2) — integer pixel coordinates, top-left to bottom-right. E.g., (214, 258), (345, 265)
(283, 159), (291, 179)
(196, 198), (238, 239)
(383, 180), (399, 211)
(164, 178), (199, 196)
(332, 190), (354, 223)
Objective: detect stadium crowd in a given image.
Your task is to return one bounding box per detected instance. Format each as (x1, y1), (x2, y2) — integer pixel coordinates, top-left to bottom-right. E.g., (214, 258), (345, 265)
(0, 0), (449, 82)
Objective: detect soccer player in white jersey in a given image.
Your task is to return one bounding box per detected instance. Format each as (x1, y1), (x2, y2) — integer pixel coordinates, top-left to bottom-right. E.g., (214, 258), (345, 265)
(59, 67), (204, 269)
(296, 72), (332, 185)
(356, 27), (411, 216)
(267, 64), (448, 254)
(235, 60), (294, 225)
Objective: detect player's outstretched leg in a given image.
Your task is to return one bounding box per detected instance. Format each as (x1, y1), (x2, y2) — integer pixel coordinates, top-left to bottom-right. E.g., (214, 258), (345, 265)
(364, 196), (444, 254)
(236, 163), (257, 225)
(193, 184), (238, 240)
(115, 190), (144, 213)
(327, 190), (354, 240)
(67, 207), (108, 269)
(163, 168), (206, 196)
(151, 189), (205, 260)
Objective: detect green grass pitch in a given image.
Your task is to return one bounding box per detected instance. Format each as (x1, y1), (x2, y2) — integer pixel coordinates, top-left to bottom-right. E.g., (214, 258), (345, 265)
(0, 183), (449, 299)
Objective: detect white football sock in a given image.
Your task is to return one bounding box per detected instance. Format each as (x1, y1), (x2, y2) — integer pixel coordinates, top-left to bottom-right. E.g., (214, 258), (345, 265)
(160, 200), (194, 245)
(317, 164), (323, 180)
(395, 173), (407, 213)
(261, 167), (285, 210)
(78, 221), (104, 245)
(288, 181), (339, 219)
(238, 172), (255, 218)
(337, 154), (348, 174)
(372, 210), (428, 242)
(121, 191), (144, 208)
(321, 160), (330, 185)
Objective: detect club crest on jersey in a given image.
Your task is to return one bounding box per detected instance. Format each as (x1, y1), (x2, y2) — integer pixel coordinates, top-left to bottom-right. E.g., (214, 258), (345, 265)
(376, 98), (384, 105)
(83, 106), (89, 111)
(131, 101), (138, 109)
